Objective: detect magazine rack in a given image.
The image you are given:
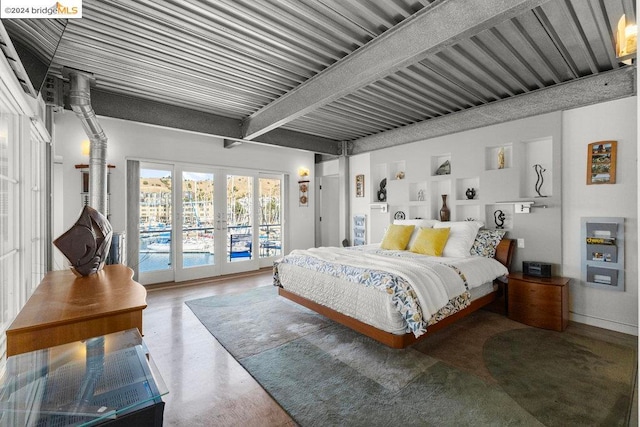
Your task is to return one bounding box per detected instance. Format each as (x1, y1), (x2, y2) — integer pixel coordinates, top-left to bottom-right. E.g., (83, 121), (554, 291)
(581, 217), (624, 291)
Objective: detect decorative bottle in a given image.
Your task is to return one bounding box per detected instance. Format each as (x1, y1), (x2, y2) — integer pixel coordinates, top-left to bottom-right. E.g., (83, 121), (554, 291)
(439, 195), (450, 222)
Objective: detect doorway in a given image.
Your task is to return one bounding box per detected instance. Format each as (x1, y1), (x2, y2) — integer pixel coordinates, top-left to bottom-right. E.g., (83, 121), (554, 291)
(137, 163), (283, 285)
(319, 175), (340, 247)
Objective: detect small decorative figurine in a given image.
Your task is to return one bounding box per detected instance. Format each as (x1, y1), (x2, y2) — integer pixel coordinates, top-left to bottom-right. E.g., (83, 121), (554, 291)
(498, 147), (505, 169)
(377, 178), (387, 202)
(533, 164), (546, 197)
(465, 188), (476, 200)
(494, 209), (505, 229)
(417, 189), (425, 201)
(436, 160), (451, 175)
(395, 171), (405, 180)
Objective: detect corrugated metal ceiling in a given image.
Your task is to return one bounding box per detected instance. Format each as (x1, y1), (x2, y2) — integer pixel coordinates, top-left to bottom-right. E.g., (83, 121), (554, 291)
(2, 0), (636, 154)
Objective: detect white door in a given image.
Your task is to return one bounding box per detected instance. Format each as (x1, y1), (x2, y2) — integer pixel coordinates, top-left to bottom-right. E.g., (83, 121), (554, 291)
(138, 163), (176, 284)
(175, 167), (218, 282)
(319, 175), (340, 247)
(138, 164), (284, 284)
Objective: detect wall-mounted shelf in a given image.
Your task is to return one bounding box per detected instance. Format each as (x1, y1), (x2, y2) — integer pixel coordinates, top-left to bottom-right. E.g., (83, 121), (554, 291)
(581, 217), (624, 291)
(366, 134), (556, 232)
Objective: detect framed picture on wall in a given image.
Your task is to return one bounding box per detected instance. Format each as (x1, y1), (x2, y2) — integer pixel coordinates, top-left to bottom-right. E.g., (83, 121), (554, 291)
(355, 174), (365, 197)
(587, 141), (617, 185)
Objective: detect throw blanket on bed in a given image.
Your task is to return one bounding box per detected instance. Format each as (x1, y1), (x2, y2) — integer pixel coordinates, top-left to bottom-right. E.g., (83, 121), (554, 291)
(274, 247), (475, 337)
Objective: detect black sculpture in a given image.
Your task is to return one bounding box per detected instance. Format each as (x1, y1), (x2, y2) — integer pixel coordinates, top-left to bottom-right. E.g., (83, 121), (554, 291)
(533, 164), (546, 197)
(377, 178), (387, 202)
(54, 205), (113, 277)
(494, 209), (505, 229)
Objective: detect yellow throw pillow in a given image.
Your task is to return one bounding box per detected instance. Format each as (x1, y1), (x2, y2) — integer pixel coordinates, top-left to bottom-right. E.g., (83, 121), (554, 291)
(410, 227), (450, 256)
(380, 224), (415, 250)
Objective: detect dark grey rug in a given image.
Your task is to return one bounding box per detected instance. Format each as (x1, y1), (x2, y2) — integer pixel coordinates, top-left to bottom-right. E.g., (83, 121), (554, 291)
(186, 286), (637, 426)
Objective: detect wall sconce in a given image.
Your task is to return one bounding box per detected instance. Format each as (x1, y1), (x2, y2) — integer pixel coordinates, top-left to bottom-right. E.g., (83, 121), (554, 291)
(616, 14), (637, 64)
(81, 139), (90, 156)
(298, 167), (310, 179)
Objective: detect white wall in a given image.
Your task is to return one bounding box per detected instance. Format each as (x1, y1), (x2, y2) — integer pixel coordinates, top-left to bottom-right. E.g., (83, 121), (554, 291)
(350, 113), (563, 271)
(349, 153), (372, 243)
(348, 97), (638, 335)
(562, 96), (638, 335)
(52, 111), (316, 269)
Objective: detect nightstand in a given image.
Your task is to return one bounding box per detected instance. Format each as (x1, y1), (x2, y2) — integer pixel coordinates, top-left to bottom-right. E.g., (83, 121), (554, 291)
(507, 272), (570, 331)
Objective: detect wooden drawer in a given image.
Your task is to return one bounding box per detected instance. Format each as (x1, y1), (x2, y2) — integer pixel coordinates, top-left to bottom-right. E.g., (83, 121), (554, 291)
(507, 273), (569, 331)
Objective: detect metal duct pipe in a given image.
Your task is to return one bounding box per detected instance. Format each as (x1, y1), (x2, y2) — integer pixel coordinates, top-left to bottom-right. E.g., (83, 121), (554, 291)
(67, 70), (108, 215)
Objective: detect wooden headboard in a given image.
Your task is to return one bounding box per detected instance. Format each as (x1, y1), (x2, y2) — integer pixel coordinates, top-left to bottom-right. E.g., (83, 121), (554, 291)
(495, 238), (516, 270)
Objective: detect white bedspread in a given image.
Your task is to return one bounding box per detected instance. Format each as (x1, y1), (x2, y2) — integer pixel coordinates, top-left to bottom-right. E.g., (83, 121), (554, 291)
(285, 246), (508, 325)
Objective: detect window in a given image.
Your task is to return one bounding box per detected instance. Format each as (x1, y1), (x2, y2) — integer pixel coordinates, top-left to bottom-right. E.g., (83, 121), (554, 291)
(0, 58), (50, 373)
(0, 106), (19, 368)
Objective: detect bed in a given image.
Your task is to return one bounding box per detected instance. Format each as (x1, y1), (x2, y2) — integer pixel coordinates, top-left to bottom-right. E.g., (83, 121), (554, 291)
(274, 220), (515, 349)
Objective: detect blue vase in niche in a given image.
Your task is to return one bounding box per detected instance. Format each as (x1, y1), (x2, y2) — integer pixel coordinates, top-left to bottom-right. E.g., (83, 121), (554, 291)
(465, 188), (476, 200)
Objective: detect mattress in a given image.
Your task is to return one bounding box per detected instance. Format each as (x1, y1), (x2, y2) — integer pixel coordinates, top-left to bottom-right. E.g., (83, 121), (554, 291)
(277, 262), (499, 336)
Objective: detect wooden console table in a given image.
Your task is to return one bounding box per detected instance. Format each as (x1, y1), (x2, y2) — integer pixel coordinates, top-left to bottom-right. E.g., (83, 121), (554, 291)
(6, 264), (147, 357)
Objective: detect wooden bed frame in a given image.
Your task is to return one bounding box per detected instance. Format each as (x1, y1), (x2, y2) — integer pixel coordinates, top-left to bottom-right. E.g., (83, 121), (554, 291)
(278, 238), (516, 349)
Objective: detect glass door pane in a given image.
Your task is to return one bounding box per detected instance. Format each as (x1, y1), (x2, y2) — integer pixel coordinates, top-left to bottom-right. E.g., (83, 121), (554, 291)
(181, 172), (215, 269)
(139, 167), (173, 280)
(226, 175), (253, 264)
(259, 176), (282, 263)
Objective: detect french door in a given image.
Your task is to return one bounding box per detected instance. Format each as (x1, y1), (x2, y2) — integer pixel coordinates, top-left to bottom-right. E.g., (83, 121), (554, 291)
(138, 163), (283, 284)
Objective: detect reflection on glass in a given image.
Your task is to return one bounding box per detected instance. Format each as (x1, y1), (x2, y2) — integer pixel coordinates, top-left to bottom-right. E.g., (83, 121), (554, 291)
(227, 175), (253, 262)
(259, 178), (282, 258)
(139, 169), (173, 272)
(182, 172), (214, 268)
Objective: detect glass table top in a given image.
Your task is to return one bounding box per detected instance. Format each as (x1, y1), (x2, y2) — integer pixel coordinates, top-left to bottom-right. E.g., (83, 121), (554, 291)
(0, 328), (168, 426)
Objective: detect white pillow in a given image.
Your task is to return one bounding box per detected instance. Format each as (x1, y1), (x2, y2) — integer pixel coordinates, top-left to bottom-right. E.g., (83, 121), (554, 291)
(433, 221), (483, 258)
(393, 219), (438, 249)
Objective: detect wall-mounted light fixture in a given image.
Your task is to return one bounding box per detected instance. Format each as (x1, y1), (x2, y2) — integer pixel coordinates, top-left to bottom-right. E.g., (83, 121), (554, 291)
(81, 139), (90, 156)
(616, 14), (637, 64)
(297, 167), (310, 179)
(496, 200), (548, 214)
(370, 202), (388, 213)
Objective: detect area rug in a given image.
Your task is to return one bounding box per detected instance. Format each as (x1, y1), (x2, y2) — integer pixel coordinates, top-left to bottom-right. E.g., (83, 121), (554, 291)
(186, 286), (637, 426)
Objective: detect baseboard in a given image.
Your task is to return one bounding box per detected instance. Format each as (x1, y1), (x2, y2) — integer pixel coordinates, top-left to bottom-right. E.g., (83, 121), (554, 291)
(570, 312), (638, 336)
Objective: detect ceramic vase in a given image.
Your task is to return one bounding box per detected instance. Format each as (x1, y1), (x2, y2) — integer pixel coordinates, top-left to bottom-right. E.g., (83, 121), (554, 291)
(465, 188), (476, 200)
(439, 195), (450, 222)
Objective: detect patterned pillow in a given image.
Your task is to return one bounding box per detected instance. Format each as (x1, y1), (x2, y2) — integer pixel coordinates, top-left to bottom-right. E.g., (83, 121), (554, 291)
(470, 229), (506, 258)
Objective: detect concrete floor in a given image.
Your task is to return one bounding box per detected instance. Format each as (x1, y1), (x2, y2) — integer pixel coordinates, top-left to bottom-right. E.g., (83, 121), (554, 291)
(142, 269), (638, 426)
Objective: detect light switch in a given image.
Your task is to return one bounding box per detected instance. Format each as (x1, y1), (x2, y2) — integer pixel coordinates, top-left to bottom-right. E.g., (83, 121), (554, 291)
(517, 238), (525, 248)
